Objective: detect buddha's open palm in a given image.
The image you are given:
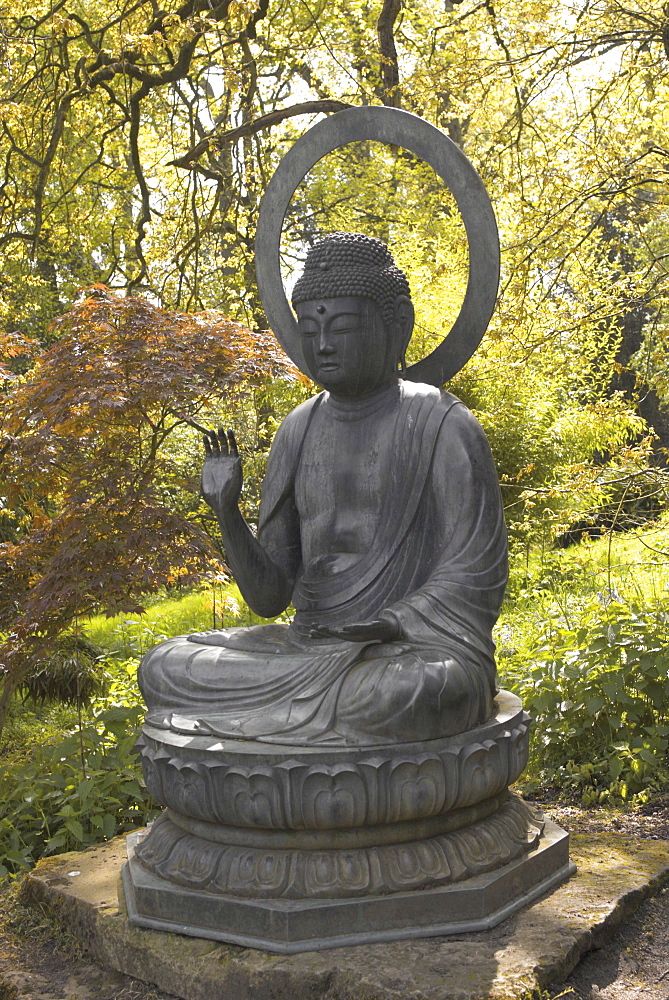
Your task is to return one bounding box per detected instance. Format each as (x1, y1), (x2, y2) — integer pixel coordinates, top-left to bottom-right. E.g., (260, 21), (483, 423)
(310, 618), (400, 643)
(201, 428), (242, 514)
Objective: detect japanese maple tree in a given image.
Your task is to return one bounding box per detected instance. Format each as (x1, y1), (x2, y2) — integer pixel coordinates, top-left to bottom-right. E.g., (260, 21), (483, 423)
(0, 286), (296, 736)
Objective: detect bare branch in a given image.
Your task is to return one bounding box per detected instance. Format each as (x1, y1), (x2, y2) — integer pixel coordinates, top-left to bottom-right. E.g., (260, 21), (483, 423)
(170, 99), (353, 169)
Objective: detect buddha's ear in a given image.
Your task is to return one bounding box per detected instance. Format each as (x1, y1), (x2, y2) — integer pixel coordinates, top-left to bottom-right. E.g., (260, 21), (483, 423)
(395, 295), (414, 350)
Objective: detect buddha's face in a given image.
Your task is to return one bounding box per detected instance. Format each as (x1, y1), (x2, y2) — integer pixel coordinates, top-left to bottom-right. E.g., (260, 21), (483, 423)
(296, 296), (398, 399)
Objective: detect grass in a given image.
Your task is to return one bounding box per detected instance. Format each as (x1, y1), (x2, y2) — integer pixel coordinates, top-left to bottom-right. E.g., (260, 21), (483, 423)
(587, 518), (669, 602)
(83, 582), (270, 659)
(496, 512), (669, 663)
(534, 513), (667, 595)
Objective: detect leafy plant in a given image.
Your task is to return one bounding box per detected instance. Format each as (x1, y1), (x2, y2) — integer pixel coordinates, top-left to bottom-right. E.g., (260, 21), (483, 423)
(0, 705), (157, 878)
(501, 599), (669, 805)
(17, 634), (109, 707)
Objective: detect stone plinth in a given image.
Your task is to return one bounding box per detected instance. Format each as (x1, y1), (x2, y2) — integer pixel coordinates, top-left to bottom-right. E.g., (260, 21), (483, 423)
(126, 692), (574, 950)
(20, 832), (669, 1000)
(123, 815), (573, 952)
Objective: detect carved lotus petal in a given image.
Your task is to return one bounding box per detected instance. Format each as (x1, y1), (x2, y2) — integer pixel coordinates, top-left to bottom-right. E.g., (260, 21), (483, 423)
(140, 754), (165, 804)
(386, 838), (448, 885)
(225, 849), (291, 894)
(300, 767), (368, 829)
(134, 815), (185, 869)
(223, 768), (287, 827)
(303, 850), (371, 894)
(385, 757), (446, 822)
(457, 740), (506, 807)
(156, 835), (223, 889)
(164, 761), (211, 819)
(508, 724), (530, 783)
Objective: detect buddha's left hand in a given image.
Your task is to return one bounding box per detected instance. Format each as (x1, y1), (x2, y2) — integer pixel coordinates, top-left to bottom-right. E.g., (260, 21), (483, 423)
(310, 616), (400, 643)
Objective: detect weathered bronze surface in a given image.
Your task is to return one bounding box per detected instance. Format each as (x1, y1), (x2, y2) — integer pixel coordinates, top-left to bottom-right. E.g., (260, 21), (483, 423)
(139, 234), (507, 746)
(127, 108), (572, 951)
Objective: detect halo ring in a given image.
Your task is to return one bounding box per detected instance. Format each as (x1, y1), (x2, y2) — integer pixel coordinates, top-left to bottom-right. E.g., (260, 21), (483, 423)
(255, 106), (499, 386)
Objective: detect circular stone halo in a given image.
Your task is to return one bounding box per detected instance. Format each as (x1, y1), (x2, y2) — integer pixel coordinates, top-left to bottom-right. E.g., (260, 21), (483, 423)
(255, 106), (500, 387)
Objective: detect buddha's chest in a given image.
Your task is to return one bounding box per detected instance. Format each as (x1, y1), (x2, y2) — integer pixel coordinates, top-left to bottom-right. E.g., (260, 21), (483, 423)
(294, 406), (395, 553)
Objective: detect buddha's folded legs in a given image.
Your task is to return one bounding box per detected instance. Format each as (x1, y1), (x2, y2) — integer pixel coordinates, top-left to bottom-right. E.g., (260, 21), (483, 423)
(139, 630), (494, 746)
(335, 646), (493, 743)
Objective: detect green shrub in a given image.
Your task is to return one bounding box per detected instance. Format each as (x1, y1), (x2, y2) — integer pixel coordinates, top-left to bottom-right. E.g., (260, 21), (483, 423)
(501, 599), (669, 805)
(0, 704), (157, 878)
(92, 656), (143, 711)
(0, 701), (80, 764)
(18, 633), (110, 706)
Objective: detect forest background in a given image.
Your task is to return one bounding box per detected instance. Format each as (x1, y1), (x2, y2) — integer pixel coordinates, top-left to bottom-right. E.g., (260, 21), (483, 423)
(1, 0), (669, 876)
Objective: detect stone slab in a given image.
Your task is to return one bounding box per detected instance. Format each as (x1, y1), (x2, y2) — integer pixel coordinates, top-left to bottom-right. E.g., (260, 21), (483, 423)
(122, 822), (574, 951)
(21, 831), (669, 1000)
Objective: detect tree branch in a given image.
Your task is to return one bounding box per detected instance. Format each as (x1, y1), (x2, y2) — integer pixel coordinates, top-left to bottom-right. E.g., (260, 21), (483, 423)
(170, 99), (352, 168)
(377, 0), (402, 108)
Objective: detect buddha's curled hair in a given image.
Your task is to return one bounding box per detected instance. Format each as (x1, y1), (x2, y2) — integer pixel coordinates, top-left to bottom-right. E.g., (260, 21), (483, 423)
(291, 232), (411, 326)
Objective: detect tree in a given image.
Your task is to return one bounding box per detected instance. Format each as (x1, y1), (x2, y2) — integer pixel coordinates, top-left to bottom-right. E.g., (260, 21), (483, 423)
(0, 0), (361, 332)
(2, 0), (668, 542)
(0, 285), (297, 736)
(3, 0), (667, 346)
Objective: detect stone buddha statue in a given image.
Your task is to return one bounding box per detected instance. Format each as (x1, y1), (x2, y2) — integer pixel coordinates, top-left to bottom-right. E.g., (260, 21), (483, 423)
(139, 232), (508, 747)
(127, 115), (573, 951)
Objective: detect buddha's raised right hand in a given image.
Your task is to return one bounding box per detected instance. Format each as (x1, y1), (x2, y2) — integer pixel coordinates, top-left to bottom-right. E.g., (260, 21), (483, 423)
(202, 428), (242, 514)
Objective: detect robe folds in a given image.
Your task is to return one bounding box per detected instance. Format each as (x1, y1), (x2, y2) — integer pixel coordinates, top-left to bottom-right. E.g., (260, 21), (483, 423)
(139, 382), (508, 747)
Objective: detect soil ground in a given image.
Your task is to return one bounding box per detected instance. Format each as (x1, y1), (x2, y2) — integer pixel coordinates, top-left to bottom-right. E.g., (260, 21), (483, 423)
(545, 800), (669, 1000)
(1, 802), (669, 1000)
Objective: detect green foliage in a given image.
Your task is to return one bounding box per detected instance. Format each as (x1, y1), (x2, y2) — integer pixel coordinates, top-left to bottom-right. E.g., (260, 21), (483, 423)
(18, 634), (109, 707)
(0, 582), (266, 881)
(450, 358), (651, 543)
(0, 701), (80, 764)
(506, 509), (669, 606)
(84, 582), (280, 659)
(501, 599), (669, 806)
(0, 704), (156, 879)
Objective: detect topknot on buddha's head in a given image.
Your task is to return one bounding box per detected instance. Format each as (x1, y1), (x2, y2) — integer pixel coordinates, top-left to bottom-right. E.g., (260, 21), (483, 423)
(291, 232), (411, 326)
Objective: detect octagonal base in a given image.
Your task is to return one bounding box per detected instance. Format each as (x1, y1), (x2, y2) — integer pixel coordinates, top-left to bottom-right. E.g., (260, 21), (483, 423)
(123, 819), (574, 953)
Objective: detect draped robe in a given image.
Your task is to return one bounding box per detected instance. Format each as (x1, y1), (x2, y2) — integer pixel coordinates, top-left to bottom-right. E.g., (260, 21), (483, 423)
(139, 382), (508, 747)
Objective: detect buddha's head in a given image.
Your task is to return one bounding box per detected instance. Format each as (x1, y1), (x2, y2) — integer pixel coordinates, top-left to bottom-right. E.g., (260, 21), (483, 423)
(291, 232), (414, 399)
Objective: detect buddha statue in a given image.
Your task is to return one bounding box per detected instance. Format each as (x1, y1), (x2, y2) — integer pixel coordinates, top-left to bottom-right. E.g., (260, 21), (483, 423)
(138, 232), (508, 747)
(126, 113), (574, 952)
(128, 237), (570, 945)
